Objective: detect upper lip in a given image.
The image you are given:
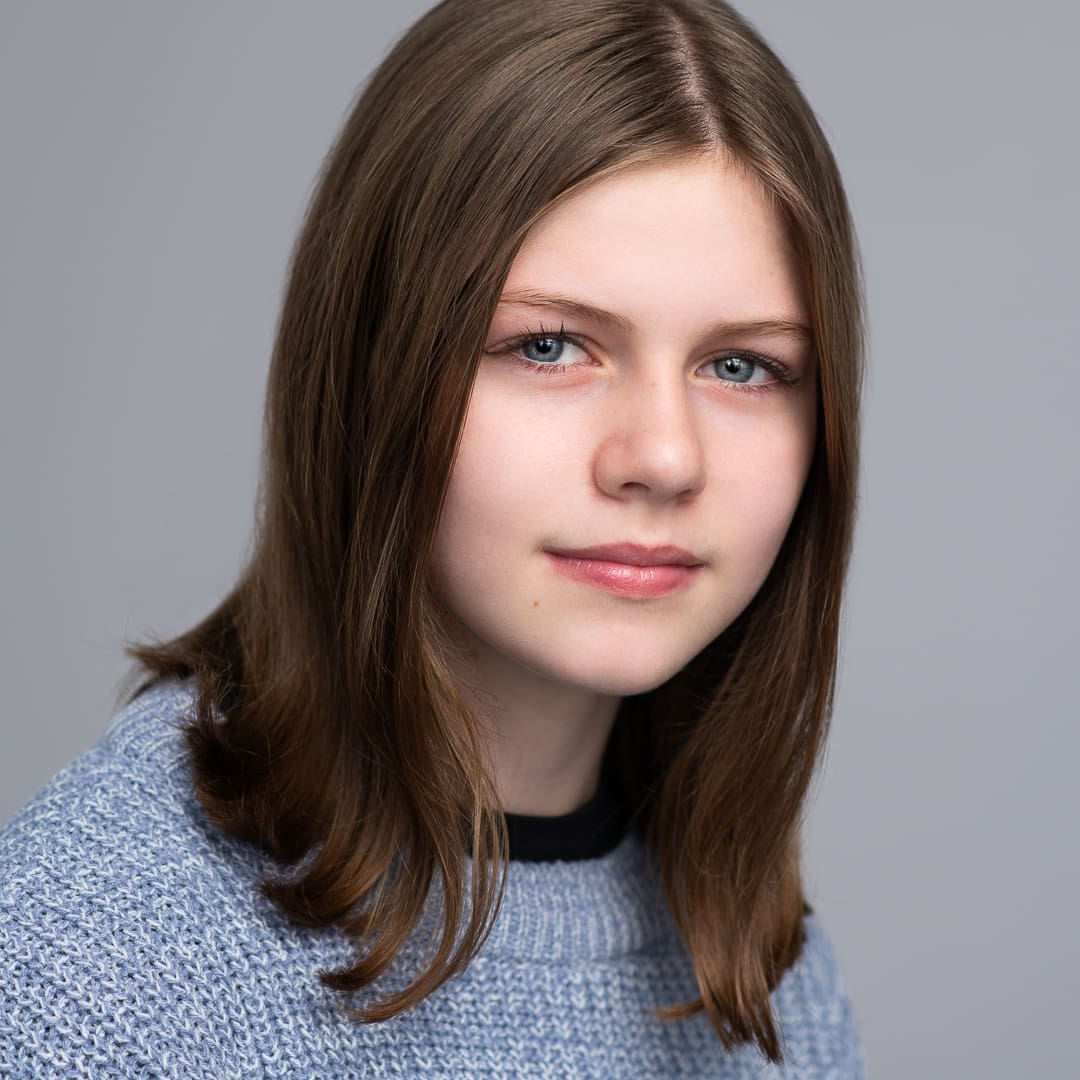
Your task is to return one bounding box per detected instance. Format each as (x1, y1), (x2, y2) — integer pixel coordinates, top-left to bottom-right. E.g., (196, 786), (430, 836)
(546, 543), (704, 567)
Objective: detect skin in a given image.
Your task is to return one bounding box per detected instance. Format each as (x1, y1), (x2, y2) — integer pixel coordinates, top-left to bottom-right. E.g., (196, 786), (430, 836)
(429, 151), (818, 816)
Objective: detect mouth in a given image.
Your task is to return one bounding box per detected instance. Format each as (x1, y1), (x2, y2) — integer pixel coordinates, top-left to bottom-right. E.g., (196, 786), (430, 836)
(543, 543), (704, 597)
(546, 542), (703, 567)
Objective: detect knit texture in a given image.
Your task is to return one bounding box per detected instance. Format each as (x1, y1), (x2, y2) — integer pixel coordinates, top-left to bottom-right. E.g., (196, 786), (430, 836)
(0, 678), (867, 1078)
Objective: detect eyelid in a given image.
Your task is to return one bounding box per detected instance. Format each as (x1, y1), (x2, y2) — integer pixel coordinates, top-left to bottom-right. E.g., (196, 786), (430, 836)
(501, 323), (587, 352)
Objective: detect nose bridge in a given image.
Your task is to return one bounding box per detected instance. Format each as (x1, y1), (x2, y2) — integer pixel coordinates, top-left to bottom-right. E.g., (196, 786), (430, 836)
(594, 361), (707, 501)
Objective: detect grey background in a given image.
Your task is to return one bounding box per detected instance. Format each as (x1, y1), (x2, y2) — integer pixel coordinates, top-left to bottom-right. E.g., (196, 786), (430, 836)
(2, 3), (1076, 1076)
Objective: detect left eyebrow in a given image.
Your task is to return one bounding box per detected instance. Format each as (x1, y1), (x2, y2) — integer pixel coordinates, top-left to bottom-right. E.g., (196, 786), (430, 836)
(496, 290), (814, 345)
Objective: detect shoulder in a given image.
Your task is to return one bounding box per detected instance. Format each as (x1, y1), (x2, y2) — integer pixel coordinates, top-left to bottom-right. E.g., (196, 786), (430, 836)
(766, 909), (868, 1078)
(1, 676), (207, 887)
(0, 677), (277, 1078)
(0, 675), (248, 891)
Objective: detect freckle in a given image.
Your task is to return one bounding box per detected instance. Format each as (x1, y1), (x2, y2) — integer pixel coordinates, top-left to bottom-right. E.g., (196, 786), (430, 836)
(532, 600), (540, 608)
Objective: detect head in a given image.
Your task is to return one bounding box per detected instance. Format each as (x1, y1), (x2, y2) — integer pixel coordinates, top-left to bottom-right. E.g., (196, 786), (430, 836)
(126, 0), (862, 1064)
(270, 0), (859, 763)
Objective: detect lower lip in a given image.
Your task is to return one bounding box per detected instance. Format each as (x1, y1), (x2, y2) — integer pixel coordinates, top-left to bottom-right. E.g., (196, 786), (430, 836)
(544, 553), (701, 597)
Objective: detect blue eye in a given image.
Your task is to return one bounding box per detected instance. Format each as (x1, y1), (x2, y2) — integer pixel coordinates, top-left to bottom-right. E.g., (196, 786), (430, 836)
(522, 337), (567, 364)
(719, 356), (754, 382)
(493, 326), (590, 373)
(707, 352), (781, 386)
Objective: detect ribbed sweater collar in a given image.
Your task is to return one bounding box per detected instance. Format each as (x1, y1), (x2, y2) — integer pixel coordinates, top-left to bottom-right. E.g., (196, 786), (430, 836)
(461, 825), (672, 962)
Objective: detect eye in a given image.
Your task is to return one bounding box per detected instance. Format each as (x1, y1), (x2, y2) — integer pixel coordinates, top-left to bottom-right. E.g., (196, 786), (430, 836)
(704, 351), (792, 388)
(486, 324), (591, 374)
(521, 335), (578, 365)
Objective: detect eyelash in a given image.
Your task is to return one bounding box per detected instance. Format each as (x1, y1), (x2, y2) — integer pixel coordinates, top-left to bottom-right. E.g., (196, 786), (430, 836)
(489, 323), (797, 393)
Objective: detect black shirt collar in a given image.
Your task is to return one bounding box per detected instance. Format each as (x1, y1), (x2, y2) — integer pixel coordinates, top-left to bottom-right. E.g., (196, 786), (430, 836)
(503, 750), (633, 862)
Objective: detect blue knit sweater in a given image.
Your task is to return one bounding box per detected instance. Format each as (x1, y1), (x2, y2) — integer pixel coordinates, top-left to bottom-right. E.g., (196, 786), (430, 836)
(0, 678), (867, 1078)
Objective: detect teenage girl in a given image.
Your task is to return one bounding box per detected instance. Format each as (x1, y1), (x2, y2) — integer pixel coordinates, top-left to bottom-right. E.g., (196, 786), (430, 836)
(0, 1), (866, 1075)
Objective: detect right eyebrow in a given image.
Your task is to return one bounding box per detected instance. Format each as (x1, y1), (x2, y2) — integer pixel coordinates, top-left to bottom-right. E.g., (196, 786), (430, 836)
(497, 291), (635, 334)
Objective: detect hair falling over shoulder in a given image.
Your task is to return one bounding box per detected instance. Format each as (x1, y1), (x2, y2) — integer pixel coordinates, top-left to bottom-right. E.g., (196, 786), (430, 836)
(122, 0), (863, 1065)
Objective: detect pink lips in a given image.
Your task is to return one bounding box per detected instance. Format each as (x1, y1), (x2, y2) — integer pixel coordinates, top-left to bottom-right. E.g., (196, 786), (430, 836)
(544, 543), (703, 597)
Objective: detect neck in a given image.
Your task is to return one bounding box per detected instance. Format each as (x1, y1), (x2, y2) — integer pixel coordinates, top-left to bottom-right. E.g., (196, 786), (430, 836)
(445, 644), (621, 817)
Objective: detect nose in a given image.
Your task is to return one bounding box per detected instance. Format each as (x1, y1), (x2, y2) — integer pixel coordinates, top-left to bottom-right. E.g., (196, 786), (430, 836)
(592, 371), (707, 503)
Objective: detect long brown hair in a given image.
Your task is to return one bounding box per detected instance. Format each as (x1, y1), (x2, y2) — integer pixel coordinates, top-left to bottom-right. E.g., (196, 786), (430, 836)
(122, 0), (862, 1064)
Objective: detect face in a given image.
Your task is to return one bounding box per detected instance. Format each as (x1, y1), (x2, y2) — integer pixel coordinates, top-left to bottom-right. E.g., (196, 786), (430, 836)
(429, 153), (817, 700)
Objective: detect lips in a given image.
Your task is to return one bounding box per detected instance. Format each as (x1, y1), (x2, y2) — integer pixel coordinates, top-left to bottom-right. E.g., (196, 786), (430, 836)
(544, 542), (703, 567)
(543, 543), (704, 597)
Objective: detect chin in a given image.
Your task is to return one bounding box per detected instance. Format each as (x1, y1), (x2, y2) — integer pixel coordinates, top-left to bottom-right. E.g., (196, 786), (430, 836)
(542, 651), (691, 698)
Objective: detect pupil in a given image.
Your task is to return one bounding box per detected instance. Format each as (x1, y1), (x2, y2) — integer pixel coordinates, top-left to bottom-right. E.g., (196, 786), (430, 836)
(722, 356), (752, 382)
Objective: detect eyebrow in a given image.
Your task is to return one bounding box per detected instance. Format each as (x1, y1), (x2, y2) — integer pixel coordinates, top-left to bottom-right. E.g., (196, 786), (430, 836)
(497, 290), (814, 344)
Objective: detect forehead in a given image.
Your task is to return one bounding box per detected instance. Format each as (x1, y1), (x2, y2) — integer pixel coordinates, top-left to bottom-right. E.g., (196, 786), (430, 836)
(504, 154), (808, 334)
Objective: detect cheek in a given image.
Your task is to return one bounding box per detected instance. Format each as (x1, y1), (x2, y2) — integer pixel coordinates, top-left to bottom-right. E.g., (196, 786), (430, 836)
(463, 369), (593, 503)
(431, 385), (566, 585)
(707, 401), (816, 560)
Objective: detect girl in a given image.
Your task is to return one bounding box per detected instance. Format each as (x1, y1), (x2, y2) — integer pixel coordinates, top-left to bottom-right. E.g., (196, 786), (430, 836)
(0, 0), (866, 1075)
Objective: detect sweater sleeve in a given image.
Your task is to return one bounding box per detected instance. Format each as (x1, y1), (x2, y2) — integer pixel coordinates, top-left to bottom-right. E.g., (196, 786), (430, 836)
(0, 713), (263, 1079)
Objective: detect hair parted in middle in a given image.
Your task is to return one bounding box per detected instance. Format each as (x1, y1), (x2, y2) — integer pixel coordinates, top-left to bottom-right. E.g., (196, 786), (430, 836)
(123, 0), (863, 1064)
